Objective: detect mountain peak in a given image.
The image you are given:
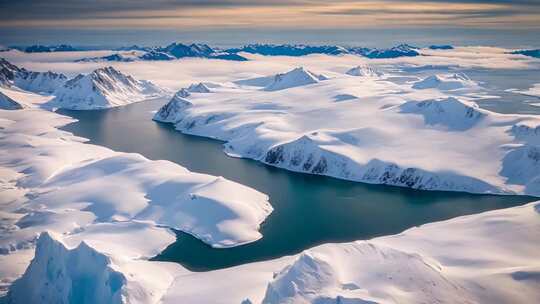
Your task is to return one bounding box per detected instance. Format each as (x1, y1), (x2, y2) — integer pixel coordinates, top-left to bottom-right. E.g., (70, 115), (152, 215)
(187, 82), (211, 93)
(413, 73), (475, 90)
(265, 67), (323, 91)
(51, 67), (163, 110)
(346, 64), (383, 77)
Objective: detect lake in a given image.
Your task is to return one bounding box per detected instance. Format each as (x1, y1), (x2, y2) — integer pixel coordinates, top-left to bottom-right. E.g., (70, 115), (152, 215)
(59, 68), (539, 271)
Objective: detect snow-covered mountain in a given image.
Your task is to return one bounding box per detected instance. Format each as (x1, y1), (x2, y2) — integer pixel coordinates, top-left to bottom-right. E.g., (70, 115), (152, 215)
(139, 51), (175, 61)
(226, 43), (420, 59)
(350, 44), (420, 58)
(15, 71), (68, 93)
(115, 44), (151, 52)
(0, 58), (20, 87)
(155, 43), (248, 61)
(76, 51), (141, 62)
(49, 66), (165, 110)
(0, 58), (67, 93)
(412, 73), (476, 90)
(18, 44), (79, 53)
(187, 82), (211, 93)
(154, 90), (193, 122)
(264, 67), (326, 91)
(227, 44), (349, 56)
(346, 64), (383, 77)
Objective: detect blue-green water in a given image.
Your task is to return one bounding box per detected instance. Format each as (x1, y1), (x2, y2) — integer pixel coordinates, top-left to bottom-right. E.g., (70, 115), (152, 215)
(58, 68), (539, 271)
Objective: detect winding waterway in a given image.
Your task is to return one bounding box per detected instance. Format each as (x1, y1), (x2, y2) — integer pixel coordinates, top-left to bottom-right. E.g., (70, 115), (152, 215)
(59, 68), (539, 271)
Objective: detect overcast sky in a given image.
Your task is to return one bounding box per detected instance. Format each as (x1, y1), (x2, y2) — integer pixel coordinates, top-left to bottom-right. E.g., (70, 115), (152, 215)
(1, 0), (539, 29)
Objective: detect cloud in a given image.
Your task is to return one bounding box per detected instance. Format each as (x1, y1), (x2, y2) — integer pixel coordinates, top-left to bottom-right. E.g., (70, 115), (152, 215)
(0, 0), (539, 29)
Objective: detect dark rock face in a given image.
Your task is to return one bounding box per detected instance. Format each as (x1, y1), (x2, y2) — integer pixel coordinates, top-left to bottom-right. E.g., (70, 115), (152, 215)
(429, 45), (454, 50)
(154, 43), (248, 61)
(0, 58), (22, 86)
(1, 58), (67, 92)
(139, 51), (175, 61)
(311, 157), (328, 174)
(265, 146), (285, 164)
(351, 44), (420, 59)
(511, 49), (540, 58)
(227, 44), (349, 56)
(23, 44), (78, 52)
(227, 43), (420, 59)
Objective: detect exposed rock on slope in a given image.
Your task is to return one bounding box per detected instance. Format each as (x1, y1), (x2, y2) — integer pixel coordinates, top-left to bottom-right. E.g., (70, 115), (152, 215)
(0, 58), (67, 93)
(49, 66), (164, 110)
(153, 67), (540, 196)
(154, 91), (194, 123)
(15, 70), (67, 93)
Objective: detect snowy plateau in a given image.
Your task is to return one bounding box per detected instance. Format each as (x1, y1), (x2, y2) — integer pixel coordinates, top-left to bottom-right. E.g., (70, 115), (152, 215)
(154, 64), (540, 197)
(0, 45), (540, 304)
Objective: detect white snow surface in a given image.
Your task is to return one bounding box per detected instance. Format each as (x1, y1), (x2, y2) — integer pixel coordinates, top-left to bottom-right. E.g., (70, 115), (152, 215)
(0, 89), (272, 300)
(8, 199), (540, 304)
(49, 66), (167, 110)
(153, 67), (540, 196)
(1, 47), (540, 303)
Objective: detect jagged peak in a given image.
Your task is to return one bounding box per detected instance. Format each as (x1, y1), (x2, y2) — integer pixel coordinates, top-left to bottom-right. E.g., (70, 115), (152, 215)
(346, 64), (383, 77)
(187, 82), (211, 93)
(176, 88), (191, 98)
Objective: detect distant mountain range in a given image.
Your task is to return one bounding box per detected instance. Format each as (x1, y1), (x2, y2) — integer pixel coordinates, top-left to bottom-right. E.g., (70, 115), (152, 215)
(4, 42), (475, 62)
(73, 43), (426, 62)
